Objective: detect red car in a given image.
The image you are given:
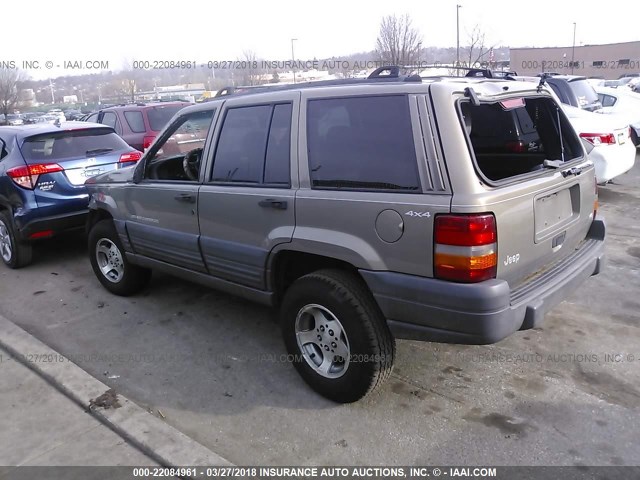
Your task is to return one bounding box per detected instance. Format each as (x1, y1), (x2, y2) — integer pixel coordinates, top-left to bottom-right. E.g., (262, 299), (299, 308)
(83, 101), (192, 151)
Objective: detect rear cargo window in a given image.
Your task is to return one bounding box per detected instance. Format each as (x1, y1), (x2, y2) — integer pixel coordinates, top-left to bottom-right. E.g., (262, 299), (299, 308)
(21, 129), (129, 161)
(460, 97), (581, 182)
(307, 95), (420, 192)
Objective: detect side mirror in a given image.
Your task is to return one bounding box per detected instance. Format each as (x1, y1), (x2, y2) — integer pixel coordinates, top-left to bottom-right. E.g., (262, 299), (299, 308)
(132, 157), (146, 183)
(581, 137), (595, 155)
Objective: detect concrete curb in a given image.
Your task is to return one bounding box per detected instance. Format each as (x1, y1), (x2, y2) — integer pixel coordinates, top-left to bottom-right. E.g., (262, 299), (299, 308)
(0, 314), (233, 468)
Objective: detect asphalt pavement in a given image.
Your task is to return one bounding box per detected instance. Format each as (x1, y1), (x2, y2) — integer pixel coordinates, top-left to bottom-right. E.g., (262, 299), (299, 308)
(0, 153), (638, 467)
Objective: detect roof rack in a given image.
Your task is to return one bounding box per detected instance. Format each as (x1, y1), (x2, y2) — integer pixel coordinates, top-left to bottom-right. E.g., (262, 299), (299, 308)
(406, 65), (518, 80)
(214, 66), (423, 97)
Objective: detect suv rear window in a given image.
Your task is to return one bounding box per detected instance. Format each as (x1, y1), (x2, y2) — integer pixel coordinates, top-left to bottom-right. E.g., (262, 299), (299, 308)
(568, 79), (600, 107)
(461, 97), (582, 182)
(147, 105), (186, 131)
(21, 129), (128, 161)
(307, 95), (420, 191)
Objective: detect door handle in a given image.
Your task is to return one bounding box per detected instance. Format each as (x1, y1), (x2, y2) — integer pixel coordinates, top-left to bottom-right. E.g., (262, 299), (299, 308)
(258, 199), (287, 210)
(174, 193), (196, 203)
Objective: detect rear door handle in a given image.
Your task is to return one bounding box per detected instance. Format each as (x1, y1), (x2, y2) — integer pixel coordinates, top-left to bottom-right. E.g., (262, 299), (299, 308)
(174, 193), (196, 203)
(258, 199), (287, 210)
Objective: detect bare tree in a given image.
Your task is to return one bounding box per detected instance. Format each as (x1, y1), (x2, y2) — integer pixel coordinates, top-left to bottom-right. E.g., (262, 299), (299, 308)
(239, 50), (263, 86)
(464, 25), (496, 67)
(121, 58), (140, 103)
(375, 14), (422, 67)
(0, 68), (26, 119)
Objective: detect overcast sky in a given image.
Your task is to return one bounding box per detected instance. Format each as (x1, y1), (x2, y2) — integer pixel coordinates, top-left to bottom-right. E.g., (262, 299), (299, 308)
(5, 0), (639, 79)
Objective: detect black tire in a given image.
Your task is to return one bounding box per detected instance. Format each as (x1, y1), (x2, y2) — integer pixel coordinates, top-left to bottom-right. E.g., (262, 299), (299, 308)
(0, 211), (33, 269)
(280, 269), (395, 403)
(88, 219), (151, 296)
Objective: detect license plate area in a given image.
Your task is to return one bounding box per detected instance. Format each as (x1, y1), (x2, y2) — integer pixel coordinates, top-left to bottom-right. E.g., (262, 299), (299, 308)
(618, 132), (626, 145)
(534, 184), (580, 243)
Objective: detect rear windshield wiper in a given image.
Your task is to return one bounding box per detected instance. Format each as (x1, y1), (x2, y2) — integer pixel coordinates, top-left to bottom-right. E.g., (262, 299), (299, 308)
(86, 148), (114, 156)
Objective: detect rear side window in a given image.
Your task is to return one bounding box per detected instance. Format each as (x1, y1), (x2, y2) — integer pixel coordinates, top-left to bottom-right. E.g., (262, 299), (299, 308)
(568, 80), (600, 107)
(124, 111), (146, 133)
(147, 105), (186, 131)
(212, 103), (292, 185)
(461, 97), (582, 182)
(307, 95), (420, 191)
(86, 113), (99, 123)
(21, 129), (129, 161)
(101, 112), (117, 129)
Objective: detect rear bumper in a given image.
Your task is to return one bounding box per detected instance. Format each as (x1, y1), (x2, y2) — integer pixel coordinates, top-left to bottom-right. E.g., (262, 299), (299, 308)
(16, 210), (89, 241)
(360, 219), (605, 345)
(592, 141), (636, 184)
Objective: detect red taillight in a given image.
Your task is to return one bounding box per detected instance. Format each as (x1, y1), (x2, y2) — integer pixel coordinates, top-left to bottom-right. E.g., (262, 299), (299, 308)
(29, 230), (54, 240)
(143, 135), (156, 150)
(435, 214), (497, 246)
(7, 163), (63, 189)
(579, 132), (616, 146)
(594, 177), (599, 218)
(119, 151), (142, 165)
(505, 141), (526, 153)
(434, 214), (497, 283)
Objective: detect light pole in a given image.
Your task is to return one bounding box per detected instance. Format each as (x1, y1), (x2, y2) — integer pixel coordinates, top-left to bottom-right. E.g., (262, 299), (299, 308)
(571, 22), (576, 74)
(456, 5), (462, 68)
(291, 38), (298, 84)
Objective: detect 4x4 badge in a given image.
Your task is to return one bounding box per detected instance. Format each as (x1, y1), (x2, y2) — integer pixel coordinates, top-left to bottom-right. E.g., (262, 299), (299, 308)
(405, 211), (431, 218)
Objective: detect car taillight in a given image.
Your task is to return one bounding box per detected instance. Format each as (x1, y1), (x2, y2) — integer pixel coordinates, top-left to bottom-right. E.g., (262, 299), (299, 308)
(143, 135), (156, 150)
(579, 133), (616, 146)
(7, 163), (63, 189)
(434, 214), (497, 283)
(505, 141), (526, 153)
(119, 151), (142, 166)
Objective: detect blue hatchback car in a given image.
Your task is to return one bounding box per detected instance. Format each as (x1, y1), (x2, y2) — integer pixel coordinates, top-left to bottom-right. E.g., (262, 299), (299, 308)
(0, 122), (141, 268)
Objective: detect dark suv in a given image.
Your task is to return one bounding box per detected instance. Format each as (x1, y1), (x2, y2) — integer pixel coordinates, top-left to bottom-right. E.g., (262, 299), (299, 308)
(83, 102), (191, 151)
(0, 122), (141, 268)
(543, 75), (603, 111)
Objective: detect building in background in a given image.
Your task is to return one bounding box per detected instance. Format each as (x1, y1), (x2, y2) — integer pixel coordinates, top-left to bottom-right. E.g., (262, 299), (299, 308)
(510, 41), (640, 79)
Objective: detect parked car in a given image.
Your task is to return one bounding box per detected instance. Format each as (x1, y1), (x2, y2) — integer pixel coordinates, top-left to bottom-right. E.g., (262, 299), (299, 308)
(23, 112), (44, 125)
(82, 101), (191, 151)
(5, 114), (24, 126)
(0, 122), (141, 268)
(594, 85), (640, 146)
(47, 109), (66, 122)
(63, 109), (84, 121)
(543, 75), (603, 112)
(562, 104), (636, 183)
(84, 71), (605, 403)
(510, 76), (635, 184)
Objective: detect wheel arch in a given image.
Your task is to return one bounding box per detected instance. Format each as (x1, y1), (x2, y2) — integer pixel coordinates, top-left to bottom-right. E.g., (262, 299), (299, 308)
(268, 248), (365, 306)
(86, 208), (114, 236)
